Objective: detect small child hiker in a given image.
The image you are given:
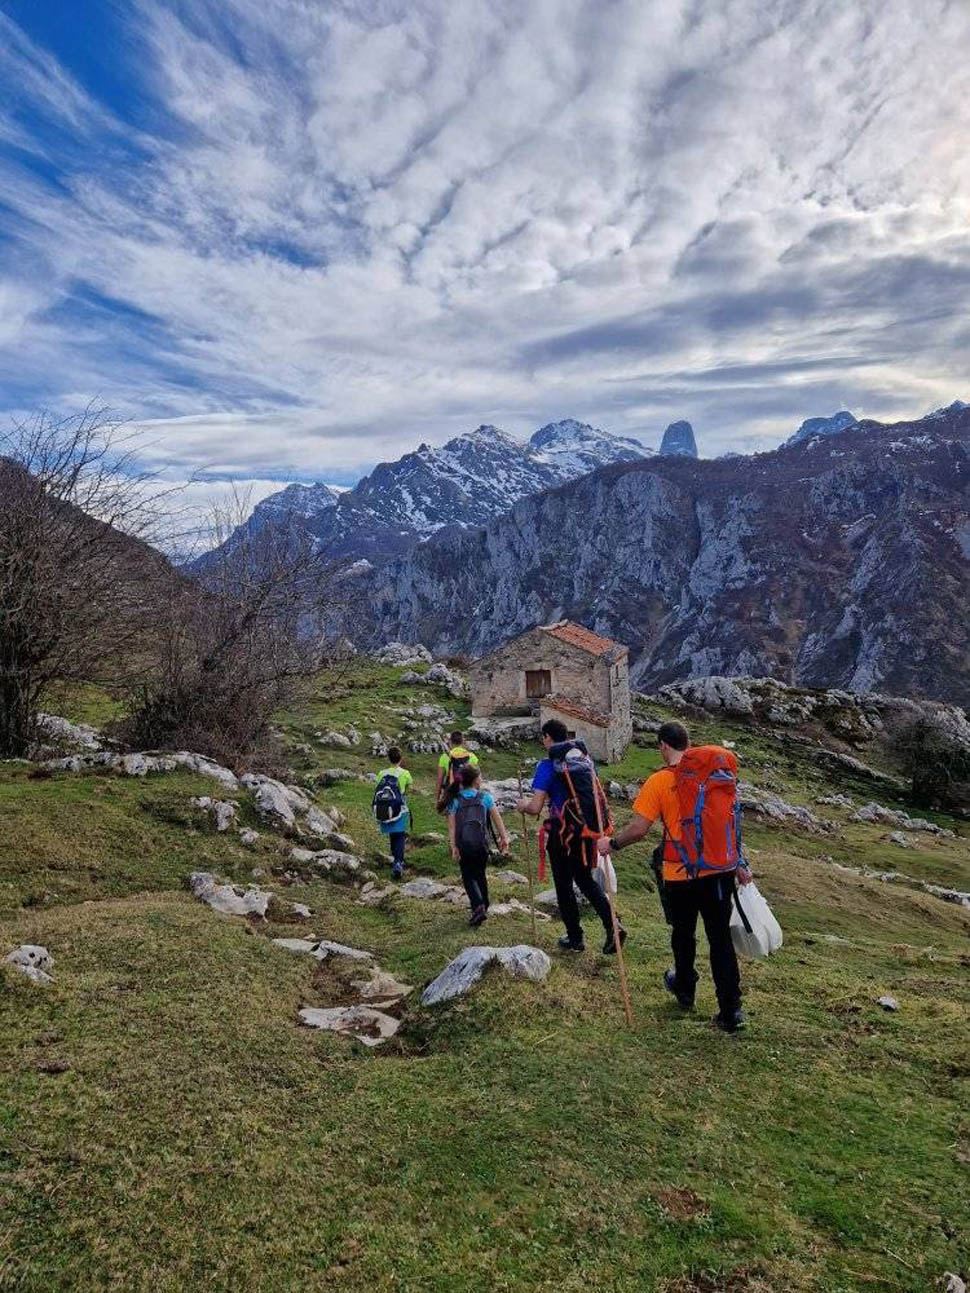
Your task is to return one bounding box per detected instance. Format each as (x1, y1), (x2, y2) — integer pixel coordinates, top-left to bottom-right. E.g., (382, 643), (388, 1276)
(448, 764), (510, 926)
(372, 746), (413, 880)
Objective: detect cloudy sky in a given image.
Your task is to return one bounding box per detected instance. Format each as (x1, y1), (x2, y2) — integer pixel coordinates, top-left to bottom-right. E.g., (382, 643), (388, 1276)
(1, 0), (969, 507)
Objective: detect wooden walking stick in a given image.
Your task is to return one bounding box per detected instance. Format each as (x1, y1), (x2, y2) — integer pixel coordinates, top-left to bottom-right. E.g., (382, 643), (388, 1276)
(516, 769), (538, 945)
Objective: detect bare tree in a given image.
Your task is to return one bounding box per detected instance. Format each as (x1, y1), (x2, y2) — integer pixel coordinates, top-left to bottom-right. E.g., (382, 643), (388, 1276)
(122, 491), (358, 766)
(0, 406), (172, 757)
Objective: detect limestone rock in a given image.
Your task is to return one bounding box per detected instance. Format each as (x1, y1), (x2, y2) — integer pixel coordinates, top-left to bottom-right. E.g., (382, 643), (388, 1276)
(298, 1004), (401, 1046)
(350, 968), (414, 1002)
(493, 870), (528, 885)
(272, 937), (373, 961)
(374, 642), (433, 666)
(851, 801), (954, 837)
(739, 783), (835, 834)
(400, 877), (452, 901)
(251, 780), (297, 829)
(192, 796), (238, 832)
(317, 730), (352, 748)
(36, 713), (103, 750)
(887, 831), (912, 849)
(187, 871), (272, 918)
(943, 1274), (966, 1293)
(468, 716), (540, 747)
(357, 881), (397, 906)
(239, 828), (260, 845)
(5, 944), (53, 984)
(877, 995), (899, 1011)
(421, 944), (551, 1006)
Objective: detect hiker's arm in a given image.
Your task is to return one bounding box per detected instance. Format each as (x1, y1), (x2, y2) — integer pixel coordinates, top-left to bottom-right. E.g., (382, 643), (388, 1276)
(598, 812), (653, 854)
(489, 807), (510, 853)
(516, 790), (547, 816)
(448, 812), (458, 860)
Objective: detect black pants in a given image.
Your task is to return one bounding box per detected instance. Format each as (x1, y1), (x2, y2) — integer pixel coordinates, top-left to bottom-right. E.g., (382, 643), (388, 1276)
(389, 831), (407, 867)
(666, 873), (741, 1015)
(548, 822), (614, 944)
(459, 849), (489, 911)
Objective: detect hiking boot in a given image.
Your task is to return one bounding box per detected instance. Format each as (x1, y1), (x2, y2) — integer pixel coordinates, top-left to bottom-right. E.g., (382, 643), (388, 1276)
(663, 969), (695, 1009)
(557, 933), (585, 952)
(469, 904), (487, 927)
(391, 863), (403, 881)
(714, 1008), (746, 1034)
(602, 924), (627, 955)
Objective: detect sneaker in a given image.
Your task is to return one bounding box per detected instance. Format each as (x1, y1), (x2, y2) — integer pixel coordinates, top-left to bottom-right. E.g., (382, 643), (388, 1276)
(557, 933), (585, 952)
(391, 863), (403, 881)
(663, 969), (695, 1009)
(602, 925), (627, 955)
(714, 1008), (746, 1034)
(469, 904), (487, 927)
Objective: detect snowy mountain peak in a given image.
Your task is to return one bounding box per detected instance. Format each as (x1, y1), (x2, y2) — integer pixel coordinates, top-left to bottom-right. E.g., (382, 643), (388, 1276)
(528, 418), (649, 473)
(659, 420), (698, 458)
(927, 399), (969, 420)
(785, 411), (858, 448)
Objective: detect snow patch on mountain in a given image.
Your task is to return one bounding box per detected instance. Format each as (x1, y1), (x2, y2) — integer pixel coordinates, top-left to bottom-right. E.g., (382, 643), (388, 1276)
(528, 419), (649, 474)
(785, 411), (858, 448)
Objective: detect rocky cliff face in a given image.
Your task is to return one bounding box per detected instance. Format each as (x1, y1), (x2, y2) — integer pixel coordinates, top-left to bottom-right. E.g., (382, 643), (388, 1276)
(785, 410), (858, 448)
(365, 406), (970, 703)
(659, 420), (698, 457)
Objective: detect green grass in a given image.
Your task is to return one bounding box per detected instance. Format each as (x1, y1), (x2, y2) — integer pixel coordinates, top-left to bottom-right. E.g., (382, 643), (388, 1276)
(1, 666), (968, 1291)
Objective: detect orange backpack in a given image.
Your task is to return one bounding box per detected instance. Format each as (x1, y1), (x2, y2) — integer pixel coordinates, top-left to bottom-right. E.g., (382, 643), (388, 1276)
(662, 745), (744, 878)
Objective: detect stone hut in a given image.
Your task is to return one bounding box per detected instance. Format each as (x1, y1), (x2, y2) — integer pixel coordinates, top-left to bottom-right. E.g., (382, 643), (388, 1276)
(469, 621), (633, 763)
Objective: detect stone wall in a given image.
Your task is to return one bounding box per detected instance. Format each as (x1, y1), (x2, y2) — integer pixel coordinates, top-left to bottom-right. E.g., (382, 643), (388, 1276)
(469, 628), (613, 717)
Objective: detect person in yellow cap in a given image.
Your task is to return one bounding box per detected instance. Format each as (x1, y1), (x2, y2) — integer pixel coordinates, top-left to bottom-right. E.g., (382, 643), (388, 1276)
(436, 730), (480, 813)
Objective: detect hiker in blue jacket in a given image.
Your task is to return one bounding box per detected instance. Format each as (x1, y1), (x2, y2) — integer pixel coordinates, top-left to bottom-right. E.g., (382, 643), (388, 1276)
(372, 747), (413, 880)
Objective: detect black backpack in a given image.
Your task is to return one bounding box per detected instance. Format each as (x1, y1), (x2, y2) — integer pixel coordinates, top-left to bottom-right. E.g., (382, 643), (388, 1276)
(454, 791), (490, 861)
(549, 740), (613, 855)
(372, 773), (406, 826)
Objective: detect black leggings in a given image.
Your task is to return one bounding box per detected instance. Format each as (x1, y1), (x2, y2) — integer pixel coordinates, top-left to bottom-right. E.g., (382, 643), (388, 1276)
(459, 850), (489, 911)
(666, 873), (741, 1014)
(548, 821), (614, 942)
(389, 831), (407, 867)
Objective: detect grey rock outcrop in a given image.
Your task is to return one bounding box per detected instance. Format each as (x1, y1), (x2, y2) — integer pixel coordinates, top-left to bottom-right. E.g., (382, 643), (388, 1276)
(658, 420), (698, 458)
(5, 944), (53, 984)
(188, 872), (272, 918)
(298, 1005), (401, 1046)
(421, 945), (551, 1006)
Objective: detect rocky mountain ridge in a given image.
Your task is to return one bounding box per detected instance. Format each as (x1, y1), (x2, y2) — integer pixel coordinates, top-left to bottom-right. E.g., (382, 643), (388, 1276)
(362, 404), (970, 703)
(195, 418), (650, 568)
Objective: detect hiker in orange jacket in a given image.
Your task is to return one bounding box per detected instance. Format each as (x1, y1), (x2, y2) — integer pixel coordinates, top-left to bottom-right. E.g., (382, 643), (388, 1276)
(597, 720), (752, 1032)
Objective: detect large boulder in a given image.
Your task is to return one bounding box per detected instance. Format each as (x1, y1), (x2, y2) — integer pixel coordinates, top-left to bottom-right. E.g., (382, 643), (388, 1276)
(5, 944), (53, 984)
(36, 713), (103, 751)
(187, 871), (272, 918)
(421, 944), (551, 1006)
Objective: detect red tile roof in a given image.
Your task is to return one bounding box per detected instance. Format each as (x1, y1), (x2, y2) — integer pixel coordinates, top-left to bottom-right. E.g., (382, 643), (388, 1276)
(539, 620), (627, 660)
(541, 695), (610, 728)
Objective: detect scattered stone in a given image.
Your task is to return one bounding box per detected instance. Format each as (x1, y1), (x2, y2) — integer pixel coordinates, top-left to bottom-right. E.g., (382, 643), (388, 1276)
(192, 796), (239, 832)
(887, 831), (912, 849)
(187, 871), (272, 918)
(317, 730), (352, 748)
(250, 779), (298, 830)
(290, 903), (312, 919)
(877, 995), (899, 1012)
(494, 870), (528, 885)
(298, 1004), (401, 1046)
(816, 793), (854, 809)
(374, 642), (433, 666)
(400, 877), (452, 901)
(357, 881), (397, 906)
(488, 900), (550, 921)
(421, 945), (551, 1006)
(350, 967), (414, 1002)
(171, 752), (239, 788)
(5, 945), (53, 984)
(316, 768), (359, 787)
(942, 1274), (966, 1293)
(287, 848), (362, 881)
(739, 783), (835, 833)
(239, 828), (260, 846)
(851, 801), (955, 837)
(534, 886), (589, 916)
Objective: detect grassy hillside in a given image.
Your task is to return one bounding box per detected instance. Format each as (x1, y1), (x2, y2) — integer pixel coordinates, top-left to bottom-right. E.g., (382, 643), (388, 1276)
(1, 665), (968, 1291)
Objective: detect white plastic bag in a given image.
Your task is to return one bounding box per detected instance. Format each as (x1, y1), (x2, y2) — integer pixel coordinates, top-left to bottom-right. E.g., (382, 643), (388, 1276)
(594, 855), (617, 897)
(730, 881), (783, 958)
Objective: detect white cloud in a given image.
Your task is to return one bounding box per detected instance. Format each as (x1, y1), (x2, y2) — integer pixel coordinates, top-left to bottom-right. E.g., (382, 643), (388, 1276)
(0, 0), (969, 489)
